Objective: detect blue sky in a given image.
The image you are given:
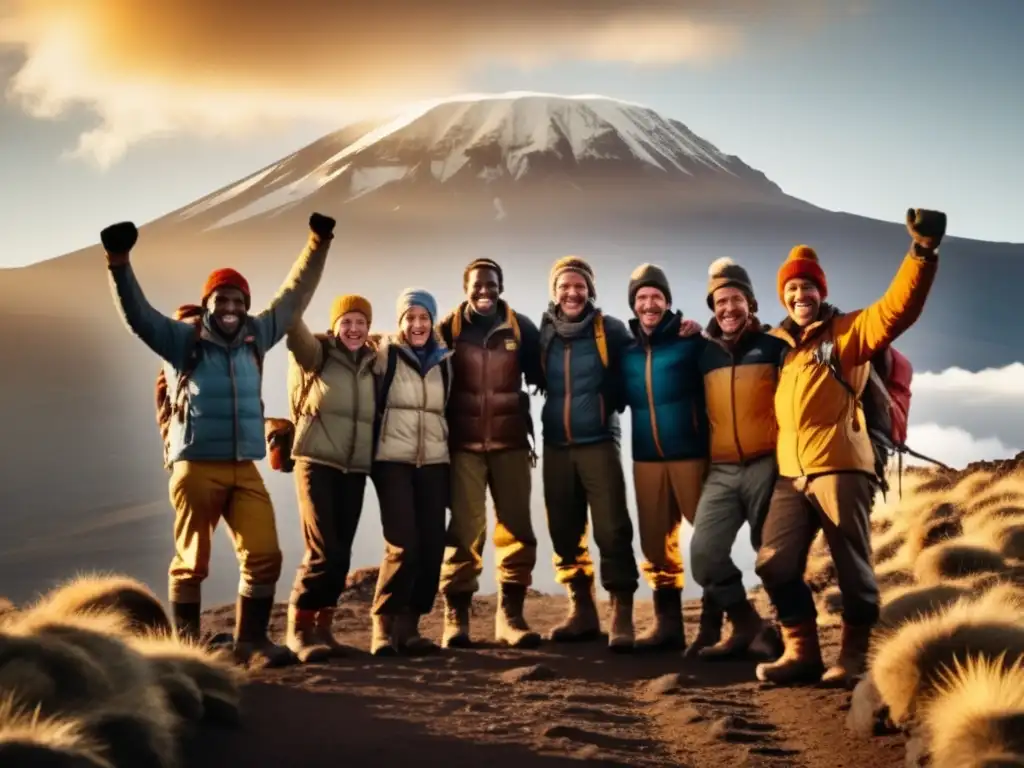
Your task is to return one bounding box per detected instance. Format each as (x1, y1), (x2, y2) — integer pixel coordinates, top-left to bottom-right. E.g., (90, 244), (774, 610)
(1, 1), (1021, 268)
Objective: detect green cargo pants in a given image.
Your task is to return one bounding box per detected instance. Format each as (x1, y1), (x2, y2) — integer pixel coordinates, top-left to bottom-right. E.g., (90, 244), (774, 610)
(440, 449), (537, 595)
(543, 441), (639, 593)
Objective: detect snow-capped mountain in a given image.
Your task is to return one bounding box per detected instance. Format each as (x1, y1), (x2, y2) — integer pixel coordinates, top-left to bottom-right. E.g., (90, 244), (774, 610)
(172, 92), (807, 232)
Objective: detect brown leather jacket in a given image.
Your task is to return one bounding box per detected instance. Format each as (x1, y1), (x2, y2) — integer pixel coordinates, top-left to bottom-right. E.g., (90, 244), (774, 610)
(440, 301), (540, 453)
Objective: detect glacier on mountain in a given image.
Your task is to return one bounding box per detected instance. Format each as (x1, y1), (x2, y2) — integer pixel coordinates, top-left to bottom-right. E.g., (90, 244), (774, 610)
(178, 92), (758, 230)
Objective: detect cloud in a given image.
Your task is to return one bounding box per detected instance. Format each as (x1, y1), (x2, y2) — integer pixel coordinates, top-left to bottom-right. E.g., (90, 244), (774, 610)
(0, 0), (855, 166)
(903, 423), (1019, 470)
(910, 363), (1024, 452)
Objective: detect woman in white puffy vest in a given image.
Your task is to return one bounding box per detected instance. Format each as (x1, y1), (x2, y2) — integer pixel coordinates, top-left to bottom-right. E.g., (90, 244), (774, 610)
(369, 287), (454, 656)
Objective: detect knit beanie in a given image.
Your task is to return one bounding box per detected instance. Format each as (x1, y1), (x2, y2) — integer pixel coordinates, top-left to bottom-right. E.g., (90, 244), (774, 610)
(330, 294), (372, 329)
(202, 268), (251, 309)
(396, 287), (437, 323)
(706, 257), (758, 312)
(628, 263), (672, 308)
(463, 258), (504, 291)
(776, 245), (828, 305)
(550, 256), (596, 301)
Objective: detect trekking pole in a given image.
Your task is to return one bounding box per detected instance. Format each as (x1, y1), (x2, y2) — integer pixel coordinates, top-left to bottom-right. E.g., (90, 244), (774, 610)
(898, 445), (951, 471)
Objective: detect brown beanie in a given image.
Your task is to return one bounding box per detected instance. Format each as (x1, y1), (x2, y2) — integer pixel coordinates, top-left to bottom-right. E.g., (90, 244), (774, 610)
(550, 256), (596, 300)
(330, 294), (372, 329)
(628, 263), (672, 307)
(776, 245), (828, 306)
(706, 257), (757, 312)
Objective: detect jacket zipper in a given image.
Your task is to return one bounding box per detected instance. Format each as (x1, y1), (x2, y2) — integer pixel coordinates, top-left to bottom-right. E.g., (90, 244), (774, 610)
(563, 343), (573, 443)
(346, 363), (360, 468)
(228, 348), (240, 461)
(790, 363), (805, 476)
(729, 357), (745, 462)
(644, 344), (664, 458)
(417, 370), (427, 467)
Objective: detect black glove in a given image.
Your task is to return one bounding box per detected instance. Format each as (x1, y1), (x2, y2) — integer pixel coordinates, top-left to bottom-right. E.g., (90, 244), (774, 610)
(309, 212), (336, 238)
(100, 221), (138, 254)
(906, 208), (946, 250)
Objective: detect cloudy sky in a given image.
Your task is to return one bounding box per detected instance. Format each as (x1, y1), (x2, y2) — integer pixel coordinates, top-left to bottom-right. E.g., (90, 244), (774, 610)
(0, 0), (1021, 269)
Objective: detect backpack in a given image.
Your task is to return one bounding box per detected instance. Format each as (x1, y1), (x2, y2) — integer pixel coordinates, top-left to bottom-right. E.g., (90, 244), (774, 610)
(539, 311), (608, 376)
(154, 306), (266, 470)
(816, 324), (948, 497)
(449, 303), (521, 343)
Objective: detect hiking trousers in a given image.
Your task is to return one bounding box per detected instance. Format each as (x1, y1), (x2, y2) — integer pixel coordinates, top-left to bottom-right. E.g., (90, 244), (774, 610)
(370, 461), (450, 616)
(632, 458), (707, 590)
(690, 454), (777, 609)
(168, 460), (282, 604)
(289, 460), (368, 610)
(440, 449), (537, 596)
(543, 441), (639, 594)
(755, 471), (879, 627)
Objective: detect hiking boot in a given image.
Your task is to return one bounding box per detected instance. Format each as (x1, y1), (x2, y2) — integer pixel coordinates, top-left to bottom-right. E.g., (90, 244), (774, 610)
(698, 598), (773, 660)
(171, 601), (201, 644)
(495, 583), (541, 648)
(371, 614), (397, 657)
(393, 613), (440, 655)
(285, 605), (332, 664)
(682, 597), (723, 658)
(547, 577), (601, 642)
(441, 592), (473, 649)
(313, 607), (348, 657)
(607, 591), (635, 653)
(755, 620), (825, 685)
(821, 621), (873, 688)
(635, 588), (684, 652)
(232, 596), (296, 669)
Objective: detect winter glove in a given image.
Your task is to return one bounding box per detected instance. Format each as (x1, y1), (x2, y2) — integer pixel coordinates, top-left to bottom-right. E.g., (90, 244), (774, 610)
(906, 208), (946, 251)
(100, 221), (138, 255)
(309, 212), (336, 238)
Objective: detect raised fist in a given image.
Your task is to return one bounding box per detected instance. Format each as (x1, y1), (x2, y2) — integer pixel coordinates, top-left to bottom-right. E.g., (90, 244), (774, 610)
(906, 208), (946, 250)
(100, 221), (138, 255)
(309, 212), (336, 238)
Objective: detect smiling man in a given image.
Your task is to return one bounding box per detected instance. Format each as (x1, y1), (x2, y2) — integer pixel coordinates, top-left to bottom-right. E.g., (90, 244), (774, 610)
(621, 263), (709, 652)
(537, 256), (639, 652)
(688, 258), (788, 661)
(103, 212), (334, 668)
(438, 258), (544, 649)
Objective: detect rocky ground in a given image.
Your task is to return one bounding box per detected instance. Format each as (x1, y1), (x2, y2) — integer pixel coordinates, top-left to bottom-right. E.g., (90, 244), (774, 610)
(182, 574), (904, 768)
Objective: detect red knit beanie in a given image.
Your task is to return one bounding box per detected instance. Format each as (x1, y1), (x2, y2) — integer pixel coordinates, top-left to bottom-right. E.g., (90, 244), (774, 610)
(777, 245), (827, 306)
(202, 268), (251, 309)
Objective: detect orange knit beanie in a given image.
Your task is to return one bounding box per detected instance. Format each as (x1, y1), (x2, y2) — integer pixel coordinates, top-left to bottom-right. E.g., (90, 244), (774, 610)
(776, 245), (827, 305)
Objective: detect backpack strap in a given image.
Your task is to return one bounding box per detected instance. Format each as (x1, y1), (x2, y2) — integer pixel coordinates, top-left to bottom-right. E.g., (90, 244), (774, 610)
(593, 312), (609, 368)
(376, 345), (400, 415)
(451, 310), (462, 341)
(170, 319), (205, 423)
(440, 357), (452, 406)
(507, 306), (521, 343)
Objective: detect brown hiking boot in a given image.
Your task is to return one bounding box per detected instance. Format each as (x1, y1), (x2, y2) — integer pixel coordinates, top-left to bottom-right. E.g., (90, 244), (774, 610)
(755, 620), (825, 685)
(393, 613), (440, 655)
(441, 592), (473, 649)
(682, 597), (723, 658)
(635, 588), (684, 652)
(495, 584), (541, 648)
(607, 591), (635, 653)
(698, 598), (773, 660)
(285, 605), (332, 663)
(370, 614), (397, 657)
(821, 621), (873, 688)
(313, 607), (348, 657)
(232, 596), (296, 669)
(547, 577), (601, 642)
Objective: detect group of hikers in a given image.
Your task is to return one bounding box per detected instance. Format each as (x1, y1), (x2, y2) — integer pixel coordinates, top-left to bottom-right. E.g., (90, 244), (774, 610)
(100, 204), (944, 688)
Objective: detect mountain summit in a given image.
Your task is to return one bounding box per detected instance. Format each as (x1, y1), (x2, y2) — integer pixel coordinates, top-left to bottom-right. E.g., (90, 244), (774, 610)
(175, 92), (808, 231)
